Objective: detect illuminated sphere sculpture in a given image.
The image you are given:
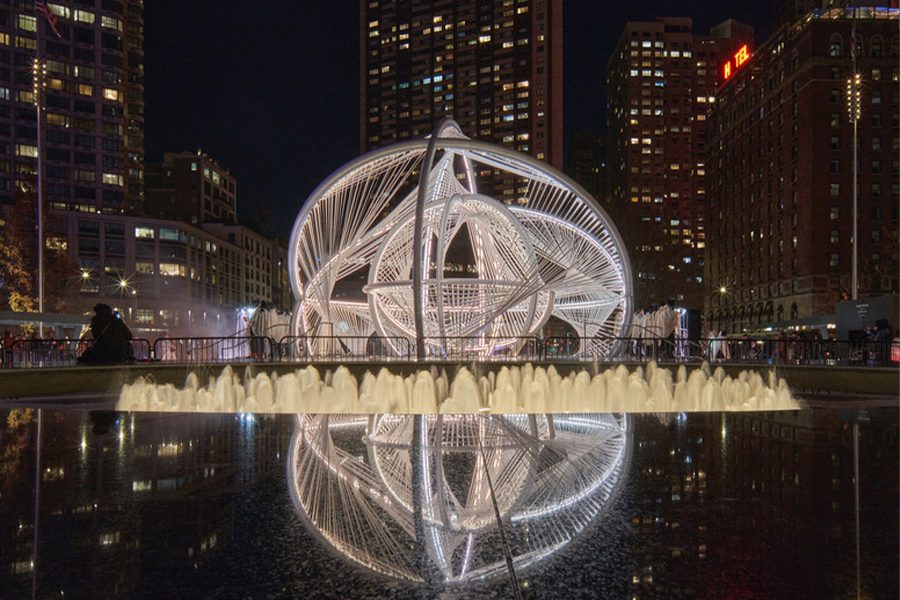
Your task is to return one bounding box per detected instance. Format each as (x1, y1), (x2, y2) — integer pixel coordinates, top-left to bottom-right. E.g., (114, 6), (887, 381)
(288, 120), (632, 357)
(287, 413), (630, 582)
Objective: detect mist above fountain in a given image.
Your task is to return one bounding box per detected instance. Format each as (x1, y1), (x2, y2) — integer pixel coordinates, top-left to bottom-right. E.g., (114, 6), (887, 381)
(116, 361), (799, 414)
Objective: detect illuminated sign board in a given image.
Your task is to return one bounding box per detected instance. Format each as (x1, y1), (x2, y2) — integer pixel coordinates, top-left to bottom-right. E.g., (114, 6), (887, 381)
(722, 44), (750, 80)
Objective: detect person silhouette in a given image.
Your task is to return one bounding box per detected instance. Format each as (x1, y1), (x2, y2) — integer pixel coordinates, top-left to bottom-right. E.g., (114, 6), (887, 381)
(77, 303), (135, 364)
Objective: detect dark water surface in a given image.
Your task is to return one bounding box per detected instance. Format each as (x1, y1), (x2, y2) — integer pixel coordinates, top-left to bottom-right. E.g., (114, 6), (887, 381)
(0, 405), (896, 599)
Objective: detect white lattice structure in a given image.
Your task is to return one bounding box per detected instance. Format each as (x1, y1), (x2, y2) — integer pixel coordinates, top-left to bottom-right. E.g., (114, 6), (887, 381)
(288, 121), (632, 357)
(287, 413), (630, 582)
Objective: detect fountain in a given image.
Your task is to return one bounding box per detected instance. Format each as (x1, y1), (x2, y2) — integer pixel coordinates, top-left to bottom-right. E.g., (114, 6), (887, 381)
(116, 361), (799, 413)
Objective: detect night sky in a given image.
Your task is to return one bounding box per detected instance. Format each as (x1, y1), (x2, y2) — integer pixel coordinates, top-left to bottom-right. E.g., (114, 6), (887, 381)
(144, 1), (772, 239)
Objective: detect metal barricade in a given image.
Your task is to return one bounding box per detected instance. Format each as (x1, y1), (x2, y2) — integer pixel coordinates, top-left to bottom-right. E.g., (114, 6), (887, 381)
(2, 332), (895, 368)
(277, 335), (414, 362)
(154, 336), (276, 363)
(418, 336), (543, 361)
(5, 337), (153, 367)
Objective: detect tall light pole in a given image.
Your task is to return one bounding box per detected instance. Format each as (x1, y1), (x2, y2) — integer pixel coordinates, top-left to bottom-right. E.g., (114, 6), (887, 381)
(847, 11), (860, 300)
(33, 32), (46, 335)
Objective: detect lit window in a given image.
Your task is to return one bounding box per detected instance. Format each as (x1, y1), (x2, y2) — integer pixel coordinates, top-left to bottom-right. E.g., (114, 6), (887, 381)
(159, 227), (185, 242)
(103, 88), (122, 101)
(15, 36), (36, 50)
(48, 3), (70, 18)
(135, 261), (154, 274)
(102, 173), (123, 186)
(74, 10), (95, 24)
(77, 84), (93, 96)
(159, 263), (187, 277)
(135, 226), (154, 239)
(17, 15), (36, 32)
(46, 113), (69, 127)
(101, 15), (123, 31)
(15, 144), (38, 158)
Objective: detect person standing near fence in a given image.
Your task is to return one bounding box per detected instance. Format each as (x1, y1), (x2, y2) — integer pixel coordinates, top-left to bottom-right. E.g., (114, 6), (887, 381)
(1, 330), (12, 368)
(242, 314), (259, 360)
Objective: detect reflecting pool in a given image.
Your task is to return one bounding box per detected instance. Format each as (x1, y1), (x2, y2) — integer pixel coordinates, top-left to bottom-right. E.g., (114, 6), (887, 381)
(0, 404), (896, 599)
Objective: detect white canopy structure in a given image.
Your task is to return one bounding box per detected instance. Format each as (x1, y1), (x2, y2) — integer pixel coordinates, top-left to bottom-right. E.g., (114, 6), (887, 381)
(288, 120), (632, 358)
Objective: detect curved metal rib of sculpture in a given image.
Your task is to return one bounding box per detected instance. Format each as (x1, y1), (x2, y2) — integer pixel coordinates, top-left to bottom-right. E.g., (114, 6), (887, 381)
(288, 120), (632, 357)
(287, 413), (630, 582)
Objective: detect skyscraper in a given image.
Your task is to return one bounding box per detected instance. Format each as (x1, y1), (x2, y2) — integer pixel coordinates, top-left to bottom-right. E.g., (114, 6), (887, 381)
(360, 0), (563, 202)
(606, 17), (752, 308)
(0, 0), (144, 214)
(705, 6), (899, 334)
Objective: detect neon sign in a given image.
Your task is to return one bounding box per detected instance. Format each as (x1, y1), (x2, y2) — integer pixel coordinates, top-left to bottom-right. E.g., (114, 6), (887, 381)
(722, 44), (750, 80)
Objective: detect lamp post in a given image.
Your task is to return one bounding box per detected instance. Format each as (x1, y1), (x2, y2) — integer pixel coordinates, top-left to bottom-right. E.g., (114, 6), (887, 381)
(707, 285), (730, 334)
(847, 14), (860, 300)
(115, 276), (137, 320)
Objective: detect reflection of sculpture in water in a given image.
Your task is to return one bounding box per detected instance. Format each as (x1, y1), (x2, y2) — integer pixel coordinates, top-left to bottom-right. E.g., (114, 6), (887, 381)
(287, 413), (629, 583)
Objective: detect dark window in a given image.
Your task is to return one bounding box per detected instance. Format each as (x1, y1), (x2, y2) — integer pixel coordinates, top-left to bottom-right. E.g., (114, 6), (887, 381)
(101, 53), (121, 67)
(45, 148), (70, 162)
(75, 186), (95, 199)
(75, 28), (94, 45)
(46, 41), (69, 57)
(74, 47), (94, 62)
(45, 94), (69, 110)
(46, 165), (67, 179)
(101, 33), (122, 51)
(45, 130), (70, 145)
(75, 134), (95, 149)
(75, 152), (95, 165)
(101, 104), (121, 118)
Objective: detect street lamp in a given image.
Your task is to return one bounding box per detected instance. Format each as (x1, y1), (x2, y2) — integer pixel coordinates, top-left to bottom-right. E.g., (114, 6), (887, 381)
(114, 277), (138, 320)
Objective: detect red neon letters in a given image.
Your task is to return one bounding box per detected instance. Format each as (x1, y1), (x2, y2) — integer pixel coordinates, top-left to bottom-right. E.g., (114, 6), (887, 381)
(722, 44), (750, 80)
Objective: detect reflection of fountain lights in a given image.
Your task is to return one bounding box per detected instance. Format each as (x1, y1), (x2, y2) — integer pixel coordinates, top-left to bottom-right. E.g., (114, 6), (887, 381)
(287, 413), (630, 583)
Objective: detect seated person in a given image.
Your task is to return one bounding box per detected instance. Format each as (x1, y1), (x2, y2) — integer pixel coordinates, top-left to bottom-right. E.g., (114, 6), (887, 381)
(78, 304), (135, 365)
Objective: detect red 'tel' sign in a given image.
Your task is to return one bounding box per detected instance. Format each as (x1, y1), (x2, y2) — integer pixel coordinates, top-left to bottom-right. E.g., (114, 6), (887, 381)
(722, 44), (750, 80)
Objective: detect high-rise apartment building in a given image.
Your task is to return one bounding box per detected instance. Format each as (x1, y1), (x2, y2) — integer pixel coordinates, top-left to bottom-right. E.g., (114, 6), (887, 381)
(0, 0), (144, 214)
(705, 6), (898, 334)
(145, 151), (237, 225)
(607, 17), (752, 308)
(566, 131), (605, 202)
(360, 0), (563, 202)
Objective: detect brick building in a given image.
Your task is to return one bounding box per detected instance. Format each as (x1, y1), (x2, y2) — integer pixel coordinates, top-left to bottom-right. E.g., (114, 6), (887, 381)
(145, 151), (237, 225)
(705, 6), (898, 334)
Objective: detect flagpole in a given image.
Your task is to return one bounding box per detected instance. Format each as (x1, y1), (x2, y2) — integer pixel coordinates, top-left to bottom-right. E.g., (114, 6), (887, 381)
(850, 7), (858, 301)
(34, 3), (45, 335)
